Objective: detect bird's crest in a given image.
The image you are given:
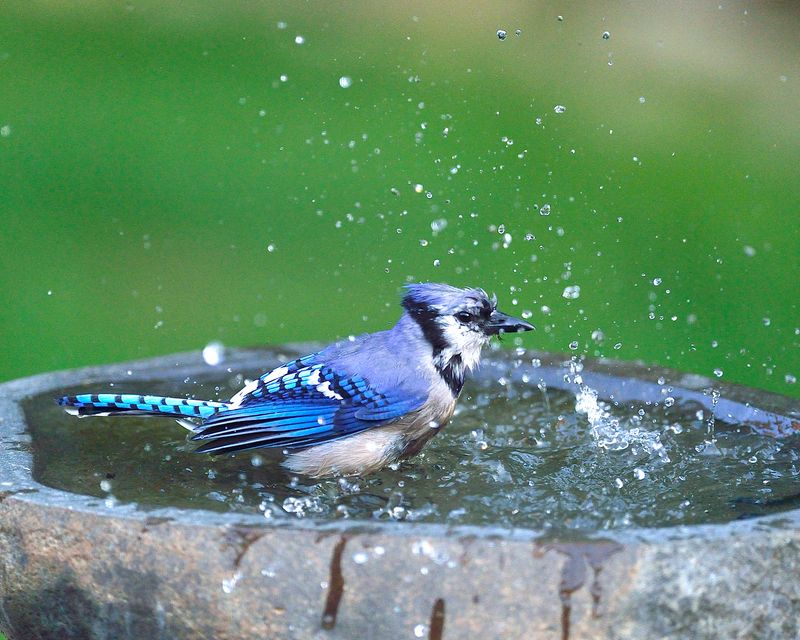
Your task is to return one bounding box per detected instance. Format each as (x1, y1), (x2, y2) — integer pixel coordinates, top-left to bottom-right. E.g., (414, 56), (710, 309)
(402, 283), (496, 316)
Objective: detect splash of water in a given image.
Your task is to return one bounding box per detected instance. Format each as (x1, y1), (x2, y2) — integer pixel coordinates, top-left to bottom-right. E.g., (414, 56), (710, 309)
(569, 361), (670, 463)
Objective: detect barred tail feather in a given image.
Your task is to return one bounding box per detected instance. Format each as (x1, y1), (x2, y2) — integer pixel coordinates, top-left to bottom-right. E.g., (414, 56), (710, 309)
(57, 393), (229, 423)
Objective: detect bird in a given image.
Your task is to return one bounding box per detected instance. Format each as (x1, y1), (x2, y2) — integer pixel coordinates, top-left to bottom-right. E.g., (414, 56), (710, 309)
(58, 283), (534, 477)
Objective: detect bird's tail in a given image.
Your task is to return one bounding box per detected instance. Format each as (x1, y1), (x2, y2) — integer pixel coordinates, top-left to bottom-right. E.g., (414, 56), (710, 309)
(57, 393), (229, 423)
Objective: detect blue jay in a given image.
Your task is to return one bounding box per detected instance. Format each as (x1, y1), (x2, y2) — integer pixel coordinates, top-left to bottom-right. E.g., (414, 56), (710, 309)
(59, 283), (534, 477)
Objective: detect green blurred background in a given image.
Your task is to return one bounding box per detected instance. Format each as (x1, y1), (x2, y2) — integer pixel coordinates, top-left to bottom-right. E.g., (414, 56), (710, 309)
(1, 1), (798, 398)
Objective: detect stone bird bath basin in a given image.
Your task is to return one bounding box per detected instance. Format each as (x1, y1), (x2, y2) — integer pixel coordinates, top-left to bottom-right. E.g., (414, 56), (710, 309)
(1, 346), (798, 639)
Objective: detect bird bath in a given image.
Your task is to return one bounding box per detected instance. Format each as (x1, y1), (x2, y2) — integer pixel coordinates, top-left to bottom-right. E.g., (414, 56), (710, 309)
(1, 346), (799, 639)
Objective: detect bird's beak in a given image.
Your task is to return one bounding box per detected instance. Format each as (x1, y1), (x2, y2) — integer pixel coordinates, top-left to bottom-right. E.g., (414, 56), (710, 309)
(483, 309), (535, 335)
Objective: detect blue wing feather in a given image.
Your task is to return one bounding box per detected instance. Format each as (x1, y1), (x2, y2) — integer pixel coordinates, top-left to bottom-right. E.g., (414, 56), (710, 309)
(192, 358), (426, 454)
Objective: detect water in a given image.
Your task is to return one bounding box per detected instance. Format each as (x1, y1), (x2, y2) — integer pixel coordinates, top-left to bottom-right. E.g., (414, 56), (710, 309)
(23, 357), (800, 533)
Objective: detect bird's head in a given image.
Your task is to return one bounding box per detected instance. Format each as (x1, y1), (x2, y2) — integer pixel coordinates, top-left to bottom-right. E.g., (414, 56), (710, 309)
(401, 283), (534, 373)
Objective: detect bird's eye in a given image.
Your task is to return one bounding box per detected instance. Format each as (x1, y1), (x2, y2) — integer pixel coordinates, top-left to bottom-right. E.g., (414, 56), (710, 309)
(455, 311), (473, 323)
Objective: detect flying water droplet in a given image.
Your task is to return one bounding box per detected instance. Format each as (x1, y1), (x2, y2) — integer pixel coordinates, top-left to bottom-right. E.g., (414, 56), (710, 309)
(202, 342), (225, 366)
(338, 76), (352, 88)
(562, 285), (581, 299)
(497, 29), (507, 40)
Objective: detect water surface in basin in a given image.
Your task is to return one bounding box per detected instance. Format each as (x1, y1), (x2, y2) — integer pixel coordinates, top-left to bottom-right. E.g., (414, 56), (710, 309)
(23, 361), (800, 533)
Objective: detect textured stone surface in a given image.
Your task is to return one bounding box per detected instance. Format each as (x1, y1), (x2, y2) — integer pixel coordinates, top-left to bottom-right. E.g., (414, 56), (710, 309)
(1, 349), (799, 640)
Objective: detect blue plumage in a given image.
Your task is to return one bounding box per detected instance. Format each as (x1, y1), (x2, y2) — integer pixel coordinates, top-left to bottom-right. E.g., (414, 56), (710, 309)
(190, 359), (428, 454)
(59, 393), (225, 419)
(58, 283), (534, 477)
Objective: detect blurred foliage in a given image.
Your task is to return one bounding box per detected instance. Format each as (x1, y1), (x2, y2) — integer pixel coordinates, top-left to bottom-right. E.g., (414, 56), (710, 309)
(0, 1), (798, 397)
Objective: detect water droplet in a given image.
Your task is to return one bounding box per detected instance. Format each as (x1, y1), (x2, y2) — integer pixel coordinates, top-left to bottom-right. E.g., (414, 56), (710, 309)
(613, 342), (622, 350)
(602, 31), (611, 40)
(294, 35), (305, 45)
(638, 96), (646, 104)
(539, 203), (551, 216)
(562, 285), (581, 299)
(713, 368), (724, 378)
(591, 329), (604, 343)
(652, 277), (662, 286)
(338, 76), (352, 89)
(266, 243), (276, 253)
(785, 374), (797, 384)
(352, 551), (368, 564)
(497, 29), (507, 40)
(414, 624), (427, 638)
(100, 479), (112, 492)
(0, 125), (11, 137)
(568, 341), (579, 350)
(743, 245), (756, 257)
(202, 341), (225, 366)
(515, 29), (522, 36)
(762, 317), (771, 327)
(553, 105), (566, 114)
(222, 572), (242, 594)
(615, 477), (624, 488)
(664, 397), (675, 407)
(633, 468), (646, 480)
